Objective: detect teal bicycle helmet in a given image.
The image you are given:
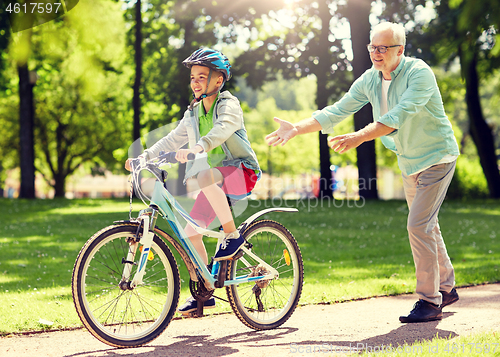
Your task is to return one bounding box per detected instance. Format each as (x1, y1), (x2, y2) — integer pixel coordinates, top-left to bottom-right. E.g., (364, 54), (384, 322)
(183, 48), (232, 110)
(183, 47), (232, 81)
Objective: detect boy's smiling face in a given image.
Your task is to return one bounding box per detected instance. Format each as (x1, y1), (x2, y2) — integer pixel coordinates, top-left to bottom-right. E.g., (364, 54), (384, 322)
(190, 65), (224, 98)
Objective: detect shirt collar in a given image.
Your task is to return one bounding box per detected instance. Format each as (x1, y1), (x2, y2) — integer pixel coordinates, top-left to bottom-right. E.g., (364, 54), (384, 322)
(200, 93), (219, 117)
(385, 55), (405, 80)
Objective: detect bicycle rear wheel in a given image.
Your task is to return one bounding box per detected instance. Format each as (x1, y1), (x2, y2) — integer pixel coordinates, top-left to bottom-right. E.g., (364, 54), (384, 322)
(72, 224), (180, 347)
(226, 220), (303, 330)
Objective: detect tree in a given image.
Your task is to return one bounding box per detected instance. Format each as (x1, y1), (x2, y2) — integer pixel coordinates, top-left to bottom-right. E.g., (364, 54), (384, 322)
(3, 0), (131, 197)
(229, 0), (397, 199)
(7, 25), (37, 199)
(13, 30), (36, 198)
(417, 0), (500, 198)
(345, 0), (377, 199)
(132, 0), (143, 157)
(17, 57), (36, 198)
(233, 1), (353, 198)
(130, 0), (300, 194)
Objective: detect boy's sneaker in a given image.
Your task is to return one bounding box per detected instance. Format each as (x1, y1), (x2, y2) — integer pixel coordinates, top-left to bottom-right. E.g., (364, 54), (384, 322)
(177, 296), (215, 314)
(440, 288), (459, 308)
(214, 232), (245, 261)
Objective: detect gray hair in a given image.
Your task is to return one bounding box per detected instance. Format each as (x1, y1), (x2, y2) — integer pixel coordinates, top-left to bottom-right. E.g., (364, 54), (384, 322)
(370, 22), (406, 48)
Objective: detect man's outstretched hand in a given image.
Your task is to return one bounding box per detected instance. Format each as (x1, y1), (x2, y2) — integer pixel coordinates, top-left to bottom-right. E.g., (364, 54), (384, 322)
(265, 117), (298, 147)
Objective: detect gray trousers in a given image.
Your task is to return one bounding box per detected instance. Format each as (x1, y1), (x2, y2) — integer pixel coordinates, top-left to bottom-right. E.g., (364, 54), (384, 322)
(402, 161), (456, 306)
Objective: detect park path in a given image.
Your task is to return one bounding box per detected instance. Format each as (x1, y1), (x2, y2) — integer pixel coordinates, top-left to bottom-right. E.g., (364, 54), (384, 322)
(1, 283), (499, 357)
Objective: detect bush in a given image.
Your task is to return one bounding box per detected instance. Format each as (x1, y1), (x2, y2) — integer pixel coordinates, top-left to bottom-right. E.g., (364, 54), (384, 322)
(448, 156), (489, 199)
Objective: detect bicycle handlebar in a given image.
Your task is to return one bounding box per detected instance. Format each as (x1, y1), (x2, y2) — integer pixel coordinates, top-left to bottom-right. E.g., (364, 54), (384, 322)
(159, 151), (196, 164)
(129, 151), (196, 205)
(130, 151), (196, 171)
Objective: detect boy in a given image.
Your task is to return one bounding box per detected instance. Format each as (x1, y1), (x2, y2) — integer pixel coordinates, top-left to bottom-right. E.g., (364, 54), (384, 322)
(126, 48), (260, 313)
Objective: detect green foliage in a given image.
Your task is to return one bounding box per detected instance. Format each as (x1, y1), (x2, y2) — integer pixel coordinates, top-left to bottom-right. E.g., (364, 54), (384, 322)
(2, 0), (132, 196)
(448, 156), (489, 199)
(236, 75), (317, 111)
(0, 69), (19, 180)
(434, 67), (500, 198)
(416, 0), (500, 197)
(244, 97), (319, 174)
(359, 331), (500, 357)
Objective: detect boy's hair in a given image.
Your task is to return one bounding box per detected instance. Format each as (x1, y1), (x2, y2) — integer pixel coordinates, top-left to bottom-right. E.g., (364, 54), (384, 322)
(370, 22), (406, 48)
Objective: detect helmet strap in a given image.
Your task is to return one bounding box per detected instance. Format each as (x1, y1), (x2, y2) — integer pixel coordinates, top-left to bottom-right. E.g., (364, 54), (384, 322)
(188, 68), (225, 111)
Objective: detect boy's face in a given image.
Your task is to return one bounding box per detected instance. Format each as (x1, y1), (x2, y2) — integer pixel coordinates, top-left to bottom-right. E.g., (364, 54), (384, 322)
(190, 65), (224, 97)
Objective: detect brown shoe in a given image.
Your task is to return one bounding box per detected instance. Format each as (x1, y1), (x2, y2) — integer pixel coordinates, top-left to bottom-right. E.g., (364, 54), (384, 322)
(440, 288), (459, 308)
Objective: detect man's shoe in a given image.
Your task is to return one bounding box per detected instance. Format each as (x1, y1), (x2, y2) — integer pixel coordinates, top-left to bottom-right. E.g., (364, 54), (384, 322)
(213, 233), (245, 261)
(399, 300), (443, 323)
(441, 288), (459, 308)
(177, 296), (215, 314)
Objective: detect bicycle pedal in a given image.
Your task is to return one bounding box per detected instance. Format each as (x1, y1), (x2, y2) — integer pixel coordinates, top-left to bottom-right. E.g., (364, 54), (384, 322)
(230, 249), (245, 260)
(180, 311), (200, 318)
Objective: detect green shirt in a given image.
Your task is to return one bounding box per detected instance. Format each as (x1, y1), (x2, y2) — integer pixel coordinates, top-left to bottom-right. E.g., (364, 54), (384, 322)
(199, 95), (226, 168)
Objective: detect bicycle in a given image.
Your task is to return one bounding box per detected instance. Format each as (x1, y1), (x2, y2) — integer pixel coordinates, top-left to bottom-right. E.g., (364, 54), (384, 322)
(71, 151), (304, 348)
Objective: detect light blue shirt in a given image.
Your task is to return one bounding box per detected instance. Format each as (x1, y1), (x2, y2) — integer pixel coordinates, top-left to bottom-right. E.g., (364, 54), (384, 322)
(312, 55), (460, 176)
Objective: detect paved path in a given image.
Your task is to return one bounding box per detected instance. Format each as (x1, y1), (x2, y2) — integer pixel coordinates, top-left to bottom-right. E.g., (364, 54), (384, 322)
(1, 283), (499, 356)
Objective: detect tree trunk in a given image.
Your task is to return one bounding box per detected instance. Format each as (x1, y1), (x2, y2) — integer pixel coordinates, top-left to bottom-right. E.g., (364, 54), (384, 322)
(174, 20), (195, 197)
(315, 1), (333, 199)
(53, 172), (65, 198)
(133, 0), (142, 152)
(18, 63), (36, 199)
(461, 51), (500, 198)
(346, 0), (378, 200)
(0, 162), (4, 197)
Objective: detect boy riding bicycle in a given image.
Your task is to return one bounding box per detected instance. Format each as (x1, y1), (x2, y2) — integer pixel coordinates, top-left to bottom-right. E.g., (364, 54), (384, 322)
(126, 48), (260, 314)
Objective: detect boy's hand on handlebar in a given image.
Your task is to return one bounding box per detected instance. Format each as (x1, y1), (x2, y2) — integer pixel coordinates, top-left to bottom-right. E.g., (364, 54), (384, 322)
(125, 155), (144, 171)
(125, 158), (134, 172)
(175, 145), (203, 163)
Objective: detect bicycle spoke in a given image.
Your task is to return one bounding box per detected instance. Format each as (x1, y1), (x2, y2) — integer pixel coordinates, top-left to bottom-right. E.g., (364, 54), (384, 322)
(227, 220), (303, 329)
(73, 225), (180, 346)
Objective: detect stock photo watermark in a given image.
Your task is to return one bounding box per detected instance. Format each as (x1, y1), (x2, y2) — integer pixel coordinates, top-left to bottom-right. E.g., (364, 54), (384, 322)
(290, 342), (499, 354)
(4, 0), (79, 32)
(249, 195), (366, 211)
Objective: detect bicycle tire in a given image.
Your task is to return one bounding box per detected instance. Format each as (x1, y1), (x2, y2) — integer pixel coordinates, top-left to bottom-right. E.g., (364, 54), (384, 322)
(226, 220), (303, 330)
(72, 223), (180, 347)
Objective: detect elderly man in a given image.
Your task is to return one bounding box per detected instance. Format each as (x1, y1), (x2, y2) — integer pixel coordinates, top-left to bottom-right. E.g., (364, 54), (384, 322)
(266, 22), (460, 323)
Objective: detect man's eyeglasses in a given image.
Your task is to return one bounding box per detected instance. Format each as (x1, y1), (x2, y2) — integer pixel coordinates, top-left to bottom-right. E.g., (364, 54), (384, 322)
(366, 44), (401, 54)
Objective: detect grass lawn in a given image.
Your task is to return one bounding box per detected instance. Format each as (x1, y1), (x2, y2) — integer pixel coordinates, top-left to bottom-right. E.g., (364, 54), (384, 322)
(0, 197), (499, 334)
(358, 330), (500, 356)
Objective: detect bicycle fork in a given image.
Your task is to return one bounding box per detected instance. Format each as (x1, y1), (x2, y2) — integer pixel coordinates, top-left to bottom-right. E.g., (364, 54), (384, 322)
(120, 208), (159, 290)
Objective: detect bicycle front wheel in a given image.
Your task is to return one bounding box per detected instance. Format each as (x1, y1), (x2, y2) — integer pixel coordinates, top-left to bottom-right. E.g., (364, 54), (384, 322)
(72, 224), (180, 347)
(226, 220), (303, 330)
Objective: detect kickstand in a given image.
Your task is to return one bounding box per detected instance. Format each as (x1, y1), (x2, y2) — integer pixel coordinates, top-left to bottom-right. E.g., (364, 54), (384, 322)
(196, 300), (204, 317)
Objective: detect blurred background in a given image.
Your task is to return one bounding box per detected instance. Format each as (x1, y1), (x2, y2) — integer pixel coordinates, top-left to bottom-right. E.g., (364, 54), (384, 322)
(1, 0), (499, 201)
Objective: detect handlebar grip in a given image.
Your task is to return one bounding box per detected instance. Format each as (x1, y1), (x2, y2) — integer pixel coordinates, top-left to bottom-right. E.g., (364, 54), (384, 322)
(160, 151), (196, 163)
(163, 152), (177, 163)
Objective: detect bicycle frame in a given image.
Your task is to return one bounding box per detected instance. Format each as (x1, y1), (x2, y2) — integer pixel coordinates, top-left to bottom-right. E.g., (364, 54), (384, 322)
(127, 178), (297, 291)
